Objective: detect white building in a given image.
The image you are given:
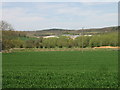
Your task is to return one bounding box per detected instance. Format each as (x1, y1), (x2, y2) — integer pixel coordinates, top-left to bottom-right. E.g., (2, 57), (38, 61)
(84, 35), (92, 36)
(43, 35), (59, 38)
(62, 34), (80, 39)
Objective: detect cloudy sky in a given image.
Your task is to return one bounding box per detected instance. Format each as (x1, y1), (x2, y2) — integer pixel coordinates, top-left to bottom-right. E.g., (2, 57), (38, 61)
(2, 2), (118, 31)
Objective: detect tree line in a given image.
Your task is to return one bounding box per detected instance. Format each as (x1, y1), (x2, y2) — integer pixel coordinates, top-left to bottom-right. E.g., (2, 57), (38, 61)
(2, 31), (118, 50)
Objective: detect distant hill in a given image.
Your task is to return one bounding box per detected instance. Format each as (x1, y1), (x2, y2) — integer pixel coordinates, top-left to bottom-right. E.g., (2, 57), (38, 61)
(31, 26), (118, 37)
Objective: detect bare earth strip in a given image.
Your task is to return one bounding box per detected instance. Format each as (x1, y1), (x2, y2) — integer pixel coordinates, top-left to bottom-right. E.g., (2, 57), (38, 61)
(94, 46), (120, 49)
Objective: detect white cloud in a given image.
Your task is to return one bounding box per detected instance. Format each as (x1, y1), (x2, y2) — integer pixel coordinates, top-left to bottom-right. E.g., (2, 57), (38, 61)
(35, 3), (68, 10)
(57, 6), (116, 18)
(2, 7), (46, 30)
(2, 2), (118, 31)
(3, 7), (45, 20)
(0, 2), (2, 21)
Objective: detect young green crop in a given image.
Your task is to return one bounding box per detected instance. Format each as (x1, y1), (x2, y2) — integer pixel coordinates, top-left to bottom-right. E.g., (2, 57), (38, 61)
(2, 50), (118, 88)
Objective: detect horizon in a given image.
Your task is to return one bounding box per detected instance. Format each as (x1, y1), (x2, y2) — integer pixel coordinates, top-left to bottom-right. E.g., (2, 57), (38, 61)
(2, 2), (118, 31)
(2, 25), (116, 32)
(35, 25), (117, 31)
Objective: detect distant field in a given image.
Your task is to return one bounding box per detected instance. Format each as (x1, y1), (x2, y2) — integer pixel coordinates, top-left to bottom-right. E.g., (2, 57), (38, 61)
(2, 50), (118, 88)
(18, 37), (38, 41)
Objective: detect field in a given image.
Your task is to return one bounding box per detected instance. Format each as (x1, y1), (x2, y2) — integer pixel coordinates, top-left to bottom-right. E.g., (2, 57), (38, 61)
(2, 50), (118, 88)
(18, 37), (38, 41)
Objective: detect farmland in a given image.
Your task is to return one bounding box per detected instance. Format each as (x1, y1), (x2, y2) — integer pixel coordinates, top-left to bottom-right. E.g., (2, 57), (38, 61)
(1, 2), (119, 89)
(2, 49), (118, 88)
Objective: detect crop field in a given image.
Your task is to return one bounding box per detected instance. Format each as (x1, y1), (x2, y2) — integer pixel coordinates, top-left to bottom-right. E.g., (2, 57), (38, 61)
(18, 37), (38, 41)
(2, 50), (118, 88)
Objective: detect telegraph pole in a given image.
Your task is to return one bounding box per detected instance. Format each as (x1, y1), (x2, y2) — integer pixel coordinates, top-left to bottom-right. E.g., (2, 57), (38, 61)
(82, 27), (84, 53)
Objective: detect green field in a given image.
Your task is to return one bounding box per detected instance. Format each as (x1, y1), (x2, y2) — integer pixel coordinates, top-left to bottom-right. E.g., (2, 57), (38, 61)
(2, 50), (118, 88)
(18, 37), (38, 41)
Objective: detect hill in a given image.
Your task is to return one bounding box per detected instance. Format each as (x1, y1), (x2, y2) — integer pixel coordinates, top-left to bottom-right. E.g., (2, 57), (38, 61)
(32, 26), (118, 37)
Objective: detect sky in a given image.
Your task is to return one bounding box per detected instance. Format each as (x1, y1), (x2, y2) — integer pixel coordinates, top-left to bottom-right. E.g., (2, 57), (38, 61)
(2, 2), (118, 31)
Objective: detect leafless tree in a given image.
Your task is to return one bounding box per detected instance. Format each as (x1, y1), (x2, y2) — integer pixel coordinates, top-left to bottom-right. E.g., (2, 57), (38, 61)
(0, 20), (14, 31)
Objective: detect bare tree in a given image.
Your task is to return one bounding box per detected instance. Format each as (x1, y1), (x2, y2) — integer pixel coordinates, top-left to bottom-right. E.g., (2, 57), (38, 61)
(0, 20), (14, 31)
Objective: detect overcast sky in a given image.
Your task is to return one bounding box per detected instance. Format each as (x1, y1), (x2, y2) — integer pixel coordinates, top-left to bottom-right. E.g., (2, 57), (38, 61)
(2, 2), (118, 31)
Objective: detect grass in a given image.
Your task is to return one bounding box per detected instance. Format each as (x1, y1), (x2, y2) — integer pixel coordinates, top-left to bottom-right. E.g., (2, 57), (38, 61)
(2, 50), (118, 88)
